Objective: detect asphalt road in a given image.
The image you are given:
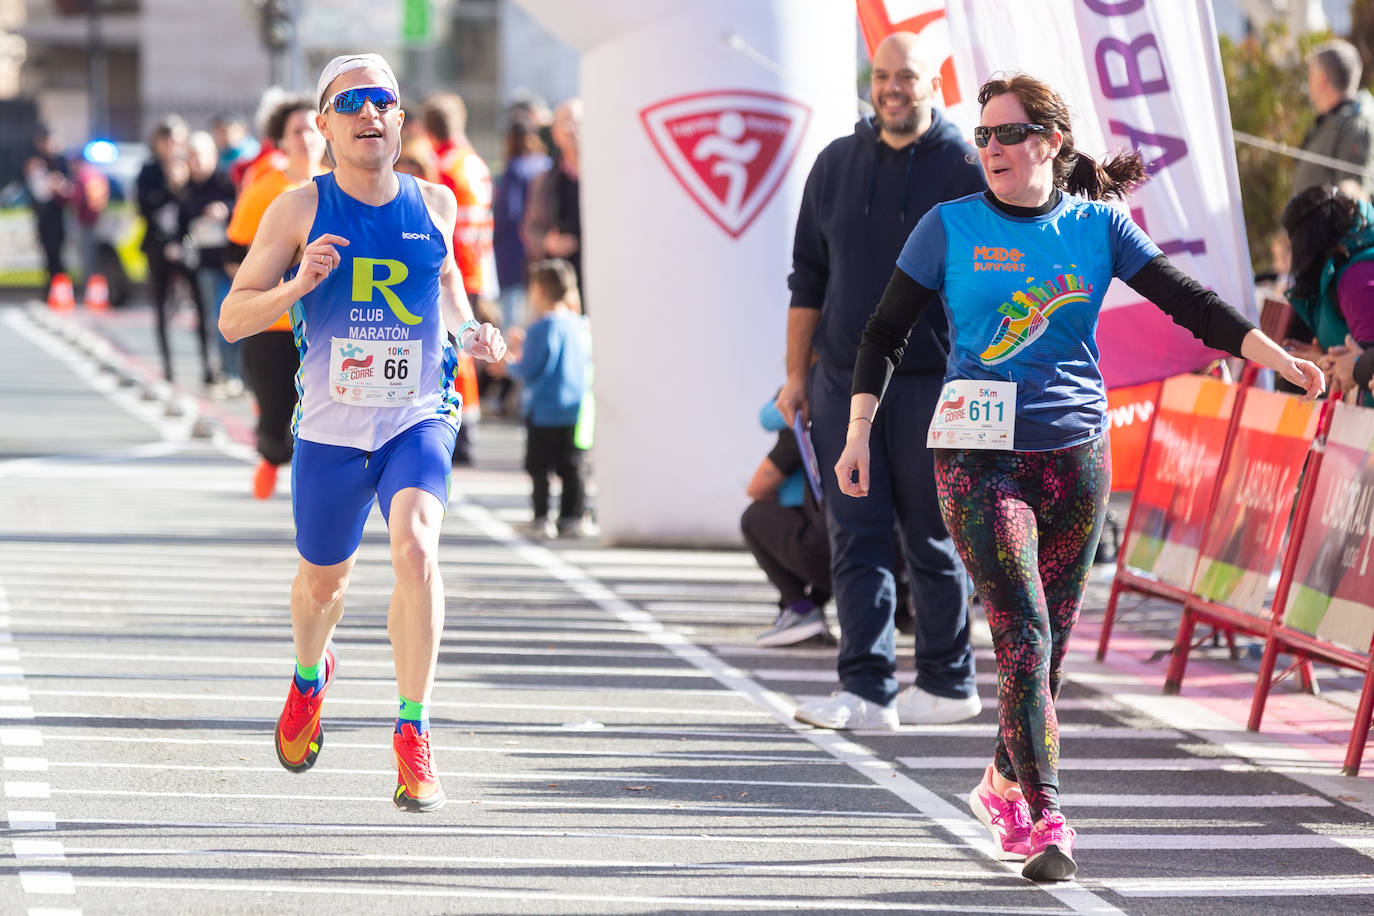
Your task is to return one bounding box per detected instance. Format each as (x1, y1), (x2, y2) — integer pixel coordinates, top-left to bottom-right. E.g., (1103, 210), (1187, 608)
(2, 300), (1374, 916)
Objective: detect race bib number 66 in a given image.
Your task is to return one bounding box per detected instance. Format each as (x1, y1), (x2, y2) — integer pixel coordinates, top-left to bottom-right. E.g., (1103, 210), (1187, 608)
(329, 337), (421, 407)
(926, 379), (1016, 450)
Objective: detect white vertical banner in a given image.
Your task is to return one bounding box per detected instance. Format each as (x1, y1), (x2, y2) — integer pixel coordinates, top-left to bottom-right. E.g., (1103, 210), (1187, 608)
(516, 0), (857, 544)
(943, 0), (1256, 388)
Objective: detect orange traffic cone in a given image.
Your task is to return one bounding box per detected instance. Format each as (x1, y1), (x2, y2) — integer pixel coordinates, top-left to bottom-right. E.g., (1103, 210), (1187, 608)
(47, 273), (75, 312)
(84, 273), (109, 311)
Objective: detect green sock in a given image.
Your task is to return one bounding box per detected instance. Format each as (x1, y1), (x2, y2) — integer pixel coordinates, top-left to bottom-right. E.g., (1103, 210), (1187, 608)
(294, 657), (325, 692)
(397, 696), (428, 734)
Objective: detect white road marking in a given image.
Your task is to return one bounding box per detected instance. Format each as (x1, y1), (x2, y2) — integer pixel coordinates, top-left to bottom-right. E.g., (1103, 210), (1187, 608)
(8, 811), (56, 830)
(46, 760), (874, 791)
(25, 688), (769, 719)
(1106, 875), (1374, 897)
(19, 871), (75, 895)
(899, 756), (1254, 771)
(41, 733), (835, 763)
(39, 816), (992, 850)
(65, 877), (1058, 912)
(1078, 833), (1369, 850)
(52, 845), (1005, 880)
(1061, 793), (1330, 809)
(12, 839), (64, 860)
(49, 788), (924, 819)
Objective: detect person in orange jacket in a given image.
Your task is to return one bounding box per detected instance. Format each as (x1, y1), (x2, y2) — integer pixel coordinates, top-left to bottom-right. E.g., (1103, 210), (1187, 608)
(420, 92), (494, 304)
(421, 92), (493, 464)
(224, 96), (330, 498)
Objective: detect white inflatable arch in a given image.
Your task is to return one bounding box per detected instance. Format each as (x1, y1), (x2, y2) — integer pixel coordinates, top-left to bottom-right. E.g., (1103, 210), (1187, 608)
(516, 0), (857, 545)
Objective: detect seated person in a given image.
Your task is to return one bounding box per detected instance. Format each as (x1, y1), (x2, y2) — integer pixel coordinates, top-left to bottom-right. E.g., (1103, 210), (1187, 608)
(742, 397), (835, 647)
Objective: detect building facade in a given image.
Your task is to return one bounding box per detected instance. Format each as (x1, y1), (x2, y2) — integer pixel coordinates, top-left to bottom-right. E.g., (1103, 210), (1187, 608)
(7, 0), (577, 166)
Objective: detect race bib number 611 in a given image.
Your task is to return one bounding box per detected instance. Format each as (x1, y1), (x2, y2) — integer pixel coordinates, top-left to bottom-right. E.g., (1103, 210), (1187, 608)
(926, 379), (1016, 450)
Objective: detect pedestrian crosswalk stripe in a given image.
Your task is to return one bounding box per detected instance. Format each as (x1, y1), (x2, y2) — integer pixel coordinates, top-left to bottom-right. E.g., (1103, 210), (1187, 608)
(899, 756), (1253, 771)
(1107, 875), (1374, 896)
(1061, 793), (1330, 808)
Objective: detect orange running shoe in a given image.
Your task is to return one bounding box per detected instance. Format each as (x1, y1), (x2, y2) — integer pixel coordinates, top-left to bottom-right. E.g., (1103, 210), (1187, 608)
(393, 722), (446, 812)
(274, 646), (336, 773)
(253, 459), (278, 500)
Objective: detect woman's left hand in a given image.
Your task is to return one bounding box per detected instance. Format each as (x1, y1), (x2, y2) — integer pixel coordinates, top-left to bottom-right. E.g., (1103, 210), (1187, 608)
(1280, 356), (1327, 400)
(835, 430), (872, 498)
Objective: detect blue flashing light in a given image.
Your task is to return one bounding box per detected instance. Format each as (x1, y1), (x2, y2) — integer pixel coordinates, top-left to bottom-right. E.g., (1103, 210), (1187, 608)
(83, 139), (118, 164)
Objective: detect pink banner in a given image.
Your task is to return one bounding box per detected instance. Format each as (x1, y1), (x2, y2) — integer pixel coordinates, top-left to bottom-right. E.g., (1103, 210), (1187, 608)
(1282, 401), (1374, 653)
(1121, 374), (1236, 589)
(1190, 389), (1321, 616)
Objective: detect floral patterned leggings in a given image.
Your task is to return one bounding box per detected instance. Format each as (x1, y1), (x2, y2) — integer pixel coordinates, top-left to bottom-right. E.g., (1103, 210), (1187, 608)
(934, 437), (1110, 820)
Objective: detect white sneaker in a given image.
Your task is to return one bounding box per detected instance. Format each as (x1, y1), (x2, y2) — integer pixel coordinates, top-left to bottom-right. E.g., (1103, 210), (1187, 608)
(557, 516), (600, 539)
(793, 691), (898, 730)
(522, 518), (557, 541)
(895, 684), (981, 725)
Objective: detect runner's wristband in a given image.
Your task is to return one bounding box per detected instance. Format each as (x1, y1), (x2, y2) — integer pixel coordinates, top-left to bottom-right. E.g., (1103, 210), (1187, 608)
(455, 319), (479, 351)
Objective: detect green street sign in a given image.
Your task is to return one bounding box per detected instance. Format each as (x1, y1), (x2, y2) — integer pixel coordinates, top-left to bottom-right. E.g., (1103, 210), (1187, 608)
(401, 0), (431, 45)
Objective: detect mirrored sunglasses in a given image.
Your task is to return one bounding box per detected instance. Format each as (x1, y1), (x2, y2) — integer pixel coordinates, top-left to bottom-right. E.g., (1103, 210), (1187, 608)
(973, 122), (1048, 148)
(326, 85), (398, 115)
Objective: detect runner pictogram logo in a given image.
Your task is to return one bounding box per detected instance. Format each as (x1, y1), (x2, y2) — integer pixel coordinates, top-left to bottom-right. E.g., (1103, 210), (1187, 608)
(641, 90), (811, 239)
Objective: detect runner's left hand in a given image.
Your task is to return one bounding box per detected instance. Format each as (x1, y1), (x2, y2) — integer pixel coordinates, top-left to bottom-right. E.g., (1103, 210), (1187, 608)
(462, 322), (507, 362)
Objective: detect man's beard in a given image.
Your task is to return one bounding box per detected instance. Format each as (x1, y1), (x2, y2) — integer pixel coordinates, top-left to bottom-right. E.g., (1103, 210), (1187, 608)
(875, 98), (922, 135)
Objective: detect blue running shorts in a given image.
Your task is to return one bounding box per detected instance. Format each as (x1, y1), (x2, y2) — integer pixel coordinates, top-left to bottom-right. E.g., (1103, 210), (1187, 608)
(291, 418), (458, 566)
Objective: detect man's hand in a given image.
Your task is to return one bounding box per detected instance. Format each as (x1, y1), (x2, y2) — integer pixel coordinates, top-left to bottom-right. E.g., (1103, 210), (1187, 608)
(543, 230), (579, 258)
(1318, 335), (1364, 394)
(292, 233), (349, 297)
(461, 322), (507, 363)
(776, 373), (808, 426)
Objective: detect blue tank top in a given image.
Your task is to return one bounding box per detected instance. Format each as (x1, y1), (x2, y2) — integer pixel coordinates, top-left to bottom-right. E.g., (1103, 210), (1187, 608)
(291, 171), (459, 450)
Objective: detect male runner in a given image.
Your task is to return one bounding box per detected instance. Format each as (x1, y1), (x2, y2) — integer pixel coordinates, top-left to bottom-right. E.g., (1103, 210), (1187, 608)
(220, 53), (506, 812)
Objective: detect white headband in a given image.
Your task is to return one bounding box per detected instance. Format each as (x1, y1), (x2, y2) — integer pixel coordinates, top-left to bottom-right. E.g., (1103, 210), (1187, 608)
(317, 53), (399, 111)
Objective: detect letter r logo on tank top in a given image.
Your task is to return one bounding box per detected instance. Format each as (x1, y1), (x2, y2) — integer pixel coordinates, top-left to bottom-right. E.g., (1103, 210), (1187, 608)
(352, 257), (421, 325)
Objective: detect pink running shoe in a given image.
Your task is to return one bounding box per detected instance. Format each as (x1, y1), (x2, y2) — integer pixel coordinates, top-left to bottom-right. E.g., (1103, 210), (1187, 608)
(1022, 811), (1077, 881)
(968, 765), (1032, 859)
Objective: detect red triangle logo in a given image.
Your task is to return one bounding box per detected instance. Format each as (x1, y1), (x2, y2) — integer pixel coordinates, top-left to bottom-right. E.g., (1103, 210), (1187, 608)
(641, 90), (811, 239)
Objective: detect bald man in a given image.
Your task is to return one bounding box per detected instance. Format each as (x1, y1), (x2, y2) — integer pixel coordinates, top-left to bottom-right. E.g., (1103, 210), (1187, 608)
(779, 32), (986, 730)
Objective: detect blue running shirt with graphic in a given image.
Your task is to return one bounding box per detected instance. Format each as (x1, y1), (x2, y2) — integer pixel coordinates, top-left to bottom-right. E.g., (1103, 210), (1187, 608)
(290, 172), (460, 451)
(896, 192), (1161, 450)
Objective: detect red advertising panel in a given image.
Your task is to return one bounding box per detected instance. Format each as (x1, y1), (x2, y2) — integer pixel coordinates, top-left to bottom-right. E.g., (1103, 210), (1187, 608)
(1106, 380), (1160, 492)
(1280, 401), (1374, 653)
(1120, 374), (1237, 590)
(1190, 389), (1320, 617)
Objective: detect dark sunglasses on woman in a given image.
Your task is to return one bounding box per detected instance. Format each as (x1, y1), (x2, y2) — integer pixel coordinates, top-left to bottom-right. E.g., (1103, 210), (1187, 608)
(973, 122), (1048, 148)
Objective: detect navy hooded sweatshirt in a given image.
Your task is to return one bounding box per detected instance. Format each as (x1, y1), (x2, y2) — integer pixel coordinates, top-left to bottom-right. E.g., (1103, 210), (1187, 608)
(788, 110), (986, 372)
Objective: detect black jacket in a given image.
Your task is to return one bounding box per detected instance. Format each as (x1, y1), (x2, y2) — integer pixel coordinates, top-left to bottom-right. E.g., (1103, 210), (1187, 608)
(787, 110), (986, 372)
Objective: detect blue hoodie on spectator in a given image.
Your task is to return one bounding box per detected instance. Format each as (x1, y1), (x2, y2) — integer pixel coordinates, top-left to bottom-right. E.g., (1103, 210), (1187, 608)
(507, 311), (588, 427)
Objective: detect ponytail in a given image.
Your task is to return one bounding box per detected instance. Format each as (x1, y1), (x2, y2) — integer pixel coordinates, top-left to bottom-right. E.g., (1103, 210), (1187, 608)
(1063, 150), (1147, 201)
